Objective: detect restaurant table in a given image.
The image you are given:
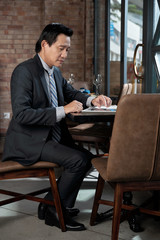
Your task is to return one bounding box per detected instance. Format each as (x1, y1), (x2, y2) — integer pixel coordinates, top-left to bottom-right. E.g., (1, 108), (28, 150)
(68, 106), (116, 123)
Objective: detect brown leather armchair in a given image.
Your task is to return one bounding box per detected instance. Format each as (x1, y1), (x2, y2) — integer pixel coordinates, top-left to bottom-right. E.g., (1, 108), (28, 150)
(90, 94), (160, 240)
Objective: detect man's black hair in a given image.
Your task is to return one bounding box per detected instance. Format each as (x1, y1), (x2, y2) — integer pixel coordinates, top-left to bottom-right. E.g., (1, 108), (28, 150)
(35, 23), (73, 53)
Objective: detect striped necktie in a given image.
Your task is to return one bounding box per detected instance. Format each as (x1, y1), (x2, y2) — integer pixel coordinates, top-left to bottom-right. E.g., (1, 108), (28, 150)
(49, 73), (61, 142)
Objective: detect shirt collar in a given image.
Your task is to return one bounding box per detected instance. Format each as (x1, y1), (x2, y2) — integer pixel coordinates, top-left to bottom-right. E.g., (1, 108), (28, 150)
(38, 54), (54, 75)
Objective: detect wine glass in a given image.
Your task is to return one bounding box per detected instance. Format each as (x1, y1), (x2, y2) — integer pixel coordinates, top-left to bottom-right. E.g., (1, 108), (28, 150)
(67, 73), (75, 85)
(93, 74), (102, 95)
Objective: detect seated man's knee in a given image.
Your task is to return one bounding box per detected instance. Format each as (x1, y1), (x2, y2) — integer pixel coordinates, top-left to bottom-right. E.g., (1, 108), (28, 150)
(70, 151), (91, 171)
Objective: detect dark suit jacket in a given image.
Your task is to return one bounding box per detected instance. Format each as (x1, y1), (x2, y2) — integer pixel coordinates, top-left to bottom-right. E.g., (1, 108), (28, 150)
(2, 54), (89, 165)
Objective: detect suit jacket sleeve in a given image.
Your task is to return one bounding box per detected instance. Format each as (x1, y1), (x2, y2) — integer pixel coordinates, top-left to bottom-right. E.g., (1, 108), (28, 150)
(11, 63), (57, 126)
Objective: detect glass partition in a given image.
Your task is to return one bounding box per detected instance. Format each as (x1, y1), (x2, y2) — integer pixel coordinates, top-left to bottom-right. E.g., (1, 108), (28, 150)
(127, 0), (143, 94)
(153, 0), (160, 93)
(109, 0), (143, 96)
(110, 0), (121, 95)
(95, 0), (160, 95)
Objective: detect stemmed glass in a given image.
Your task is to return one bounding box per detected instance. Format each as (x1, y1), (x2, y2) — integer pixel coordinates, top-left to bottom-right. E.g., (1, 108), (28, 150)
(67, 73), (75, 85)
(93, 74), (102, 95)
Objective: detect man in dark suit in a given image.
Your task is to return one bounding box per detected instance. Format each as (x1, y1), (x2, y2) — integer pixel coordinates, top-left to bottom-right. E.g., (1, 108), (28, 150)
(2, 23), (112, 231)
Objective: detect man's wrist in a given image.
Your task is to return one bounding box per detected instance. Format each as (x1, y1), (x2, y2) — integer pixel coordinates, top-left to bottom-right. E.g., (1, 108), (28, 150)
(86, 96), (96, 107)
(56, 106), (65, 121)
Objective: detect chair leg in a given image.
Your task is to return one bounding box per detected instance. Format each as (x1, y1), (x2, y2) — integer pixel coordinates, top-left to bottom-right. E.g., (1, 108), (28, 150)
(95, 142), (99, 155)
(153, 191), (160, 211)
(90, 174), (105, 225)
(112, 184), (123, 240)
(153, 191), (160, 221)
(49, 169), (66, 232)
(87, 143), (91, 151)
(78, 142), (83, 148)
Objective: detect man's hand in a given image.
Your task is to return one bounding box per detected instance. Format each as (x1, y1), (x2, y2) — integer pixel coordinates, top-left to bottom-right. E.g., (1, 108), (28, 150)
(64, 100), (83, 114)
(91, 95), (112, 108)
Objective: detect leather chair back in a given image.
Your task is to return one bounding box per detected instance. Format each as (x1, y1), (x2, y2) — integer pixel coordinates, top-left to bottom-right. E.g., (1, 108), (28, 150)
(116, 83), (133, 104)
(121, 83), (132, 97)
(106, 94), (160, 182)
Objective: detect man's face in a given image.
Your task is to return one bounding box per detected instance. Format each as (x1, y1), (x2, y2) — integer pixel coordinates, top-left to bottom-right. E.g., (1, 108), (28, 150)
(40, 33), (71, 68)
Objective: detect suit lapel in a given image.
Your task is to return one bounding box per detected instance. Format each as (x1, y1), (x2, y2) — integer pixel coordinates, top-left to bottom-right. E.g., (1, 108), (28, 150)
(33, 55), (64, 106)
(53, 70), (64, 106)
(33, 55), (51, 104)
(39, 71), (50, 102)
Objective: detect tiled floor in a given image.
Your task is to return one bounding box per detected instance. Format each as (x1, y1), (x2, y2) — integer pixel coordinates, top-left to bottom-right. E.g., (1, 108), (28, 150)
(0, 147), (160, 240)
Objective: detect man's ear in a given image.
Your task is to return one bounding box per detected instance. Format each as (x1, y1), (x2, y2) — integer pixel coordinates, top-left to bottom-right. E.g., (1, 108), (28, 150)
(41, 40), (48, 49)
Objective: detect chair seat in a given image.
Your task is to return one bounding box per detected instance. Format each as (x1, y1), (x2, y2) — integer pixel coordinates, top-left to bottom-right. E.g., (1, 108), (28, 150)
(0, 157), (66, 231)
(69, 123), (110, 137)
(68, 122), (112, 155)
(0, 160), (59, 173)
(69, 123), (95, 131)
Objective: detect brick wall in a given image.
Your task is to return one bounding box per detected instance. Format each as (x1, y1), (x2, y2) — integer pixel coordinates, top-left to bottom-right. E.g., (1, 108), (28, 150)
(0, 0), (94, 152)
(44, 0), (94, 84)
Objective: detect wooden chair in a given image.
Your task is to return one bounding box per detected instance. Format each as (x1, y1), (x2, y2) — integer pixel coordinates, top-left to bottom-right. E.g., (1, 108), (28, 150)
(115, 83), (133, 104)
(90, 94), (160, 240)
(0, 156), (66, 232)
(68, 122), (112, 155)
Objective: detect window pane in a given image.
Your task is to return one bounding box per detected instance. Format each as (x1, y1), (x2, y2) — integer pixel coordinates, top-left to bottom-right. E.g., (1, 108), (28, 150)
(110, 0), (121, 95)
(127, 0), (143, 94)
(155, 52), (160, 92)
(110, 0), (143, 95)
(153, 0), (160, 92)
(153, 0), (160, 36)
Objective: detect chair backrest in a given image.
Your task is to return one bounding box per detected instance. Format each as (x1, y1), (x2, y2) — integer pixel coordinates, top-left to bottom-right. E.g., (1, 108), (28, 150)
(116, 83), (133, 104)
(121, 83), (133, 97)
(106, 94), (160, 182)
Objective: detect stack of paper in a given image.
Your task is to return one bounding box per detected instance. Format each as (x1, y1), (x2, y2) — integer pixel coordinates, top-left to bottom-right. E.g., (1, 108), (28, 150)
(82, 105), (117, 113)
